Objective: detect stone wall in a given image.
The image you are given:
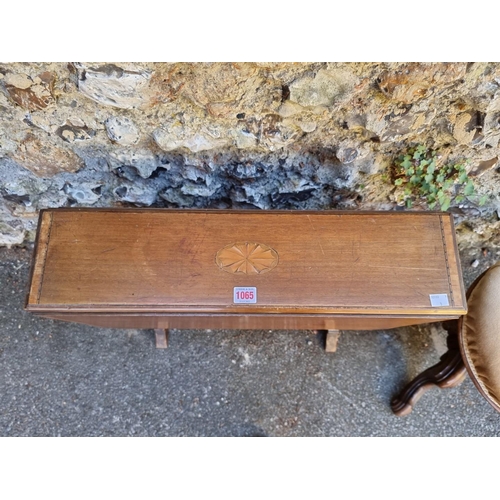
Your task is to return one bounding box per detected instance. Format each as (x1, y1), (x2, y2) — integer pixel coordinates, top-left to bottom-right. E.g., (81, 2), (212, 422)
(1, 62), (499, 249)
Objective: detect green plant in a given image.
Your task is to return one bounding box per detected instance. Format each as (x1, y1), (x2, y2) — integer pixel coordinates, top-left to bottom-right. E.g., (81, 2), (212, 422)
(391, 145), (486, 211)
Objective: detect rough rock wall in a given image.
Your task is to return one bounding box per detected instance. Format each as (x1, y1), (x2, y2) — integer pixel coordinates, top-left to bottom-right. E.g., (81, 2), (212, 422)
(1, 62), (499, 248)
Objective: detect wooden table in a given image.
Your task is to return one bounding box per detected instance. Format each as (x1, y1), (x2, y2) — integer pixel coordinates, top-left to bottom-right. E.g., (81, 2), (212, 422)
(26, 208), (466, 344)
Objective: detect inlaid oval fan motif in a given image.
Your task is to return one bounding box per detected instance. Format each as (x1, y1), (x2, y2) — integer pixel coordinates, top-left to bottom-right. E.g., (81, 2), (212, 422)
(215, 242), (279, 275)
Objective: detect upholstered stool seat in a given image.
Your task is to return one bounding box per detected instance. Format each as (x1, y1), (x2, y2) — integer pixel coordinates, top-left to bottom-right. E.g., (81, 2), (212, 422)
(460, 262), (500, 413)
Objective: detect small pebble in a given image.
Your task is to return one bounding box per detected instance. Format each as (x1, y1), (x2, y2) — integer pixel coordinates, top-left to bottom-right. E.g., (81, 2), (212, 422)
(471, 259), (479, 268)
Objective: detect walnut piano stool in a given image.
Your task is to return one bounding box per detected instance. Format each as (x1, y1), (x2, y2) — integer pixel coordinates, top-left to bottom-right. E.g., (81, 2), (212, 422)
(25, 209), (467, 412)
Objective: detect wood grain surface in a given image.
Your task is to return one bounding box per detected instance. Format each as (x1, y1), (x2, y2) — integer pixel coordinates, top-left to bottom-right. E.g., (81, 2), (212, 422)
(26, 209), (467, 322)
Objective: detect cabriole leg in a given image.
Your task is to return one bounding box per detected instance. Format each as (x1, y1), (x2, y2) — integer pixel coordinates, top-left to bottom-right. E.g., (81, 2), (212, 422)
(391, 320), (466, 416)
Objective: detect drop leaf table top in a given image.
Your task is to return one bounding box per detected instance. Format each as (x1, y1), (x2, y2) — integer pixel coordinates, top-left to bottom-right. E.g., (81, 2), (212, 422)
(25, 209), (466, 332)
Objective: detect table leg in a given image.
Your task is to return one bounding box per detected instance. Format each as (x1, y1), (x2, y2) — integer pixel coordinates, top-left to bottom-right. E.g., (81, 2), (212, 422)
(154, 328), (169, 349)
(391, 320), (466, 416)
(325, 329), (341, 353)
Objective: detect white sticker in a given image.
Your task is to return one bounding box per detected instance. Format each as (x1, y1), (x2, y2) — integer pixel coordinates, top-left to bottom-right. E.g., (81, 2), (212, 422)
(234, 287), (257, 304)
(429, 294), (450, 307)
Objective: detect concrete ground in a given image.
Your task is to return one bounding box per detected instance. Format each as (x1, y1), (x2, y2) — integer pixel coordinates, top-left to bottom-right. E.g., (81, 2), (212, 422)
(1, 244), (499, 436)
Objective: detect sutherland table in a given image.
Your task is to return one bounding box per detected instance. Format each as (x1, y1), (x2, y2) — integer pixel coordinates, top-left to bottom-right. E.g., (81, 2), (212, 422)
(25, 209), (467, 351)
